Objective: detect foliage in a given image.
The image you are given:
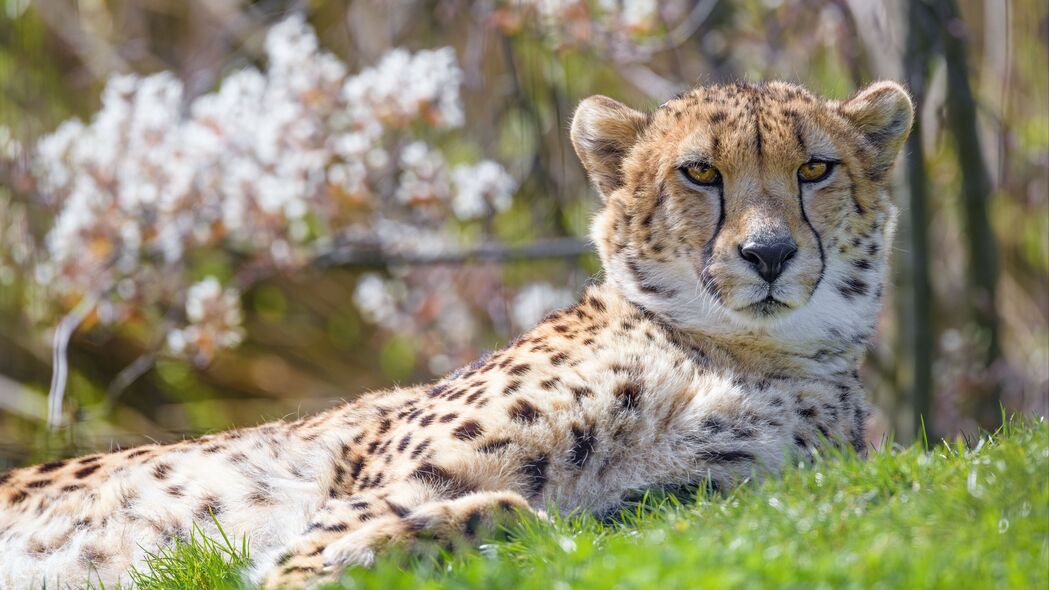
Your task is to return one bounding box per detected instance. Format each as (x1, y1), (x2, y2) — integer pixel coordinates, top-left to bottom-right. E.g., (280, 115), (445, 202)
(114, 418), (1049, 589)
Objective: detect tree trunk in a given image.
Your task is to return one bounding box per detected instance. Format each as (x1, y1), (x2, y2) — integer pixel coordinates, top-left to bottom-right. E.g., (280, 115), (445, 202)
(903, 0), (936, 441)
(934, 0), (1004, 429)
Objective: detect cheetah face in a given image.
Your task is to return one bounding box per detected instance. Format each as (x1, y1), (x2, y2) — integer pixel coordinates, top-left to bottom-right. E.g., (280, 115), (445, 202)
(572, 81), (912, 342)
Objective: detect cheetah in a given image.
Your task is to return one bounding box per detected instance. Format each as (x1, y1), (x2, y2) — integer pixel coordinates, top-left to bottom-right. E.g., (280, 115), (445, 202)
(0, 80), (913, 588)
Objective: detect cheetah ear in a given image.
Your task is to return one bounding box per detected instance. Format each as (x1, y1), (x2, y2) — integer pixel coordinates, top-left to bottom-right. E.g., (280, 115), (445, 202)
(840, 81), (914, 178)
(571, 95), (649, 198)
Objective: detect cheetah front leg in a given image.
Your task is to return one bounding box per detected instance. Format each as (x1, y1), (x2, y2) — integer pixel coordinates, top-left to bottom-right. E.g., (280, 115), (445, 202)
(261, 489), (537, 588)
(258, 490), (388, 589)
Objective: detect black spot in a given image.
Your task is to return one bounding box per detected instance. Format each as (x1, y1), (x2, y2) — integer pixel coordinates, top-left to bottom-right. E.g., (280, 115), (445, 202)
(587, 295), (606, 312)
(386, 500), (410, 518)
(615, 381), (643, 411)
(152, 463), (172, 480)
(453, 420), (485, 441)
(508, 364), (531, 376)
(439, 413), (458, 424)
(81, 546), (109, 566)
(477, 438), (512, 454)
(323, 522), (349, 533)
(419, 413), (437, 427)
(731, 423), (757, 439)
(197, 496), (223, 519)
(411, 439), (431, 460)
(27, 479), (50, 489)
(696, 449), (754, 463)
(509, 400), (541, 424)
(550, 352), (570, 366)
(838, 277), (869, 299)
(74, 465), (100, 479)
(539, 378), (560, 390)
(37, 460), (67, 473)
(377, 419), (392, 435)
(397, 434), (413, 453)
(521, 455), (549, 497)
(463, 510), (484, 537)
(569, 425), (597, 468)
(248, 487), (273, 505)
(503, 379), (523, 396)
(571, 385), (595, 401)
(411, 463), (474, 498)
(356, 476), (371, 491)
(349, 457), (365, 479)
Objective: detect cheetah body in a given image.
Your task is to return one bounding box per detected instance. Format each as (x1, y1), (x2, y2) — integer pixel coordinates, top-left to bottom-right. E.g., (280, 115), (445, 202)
(0, 80), (912, 588)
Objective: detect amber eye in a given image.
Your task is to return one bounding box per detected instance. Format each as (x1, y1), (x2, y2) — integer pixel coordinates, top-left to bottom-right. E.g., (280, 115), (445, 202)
(682, 164), (721, 186)
(798, 161), (832, 183)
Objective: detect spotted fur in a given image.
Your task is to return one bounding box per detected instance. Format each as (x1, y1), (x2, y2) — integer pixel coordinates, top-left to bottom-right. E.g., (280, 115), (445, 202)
(0, 80), (912, 589)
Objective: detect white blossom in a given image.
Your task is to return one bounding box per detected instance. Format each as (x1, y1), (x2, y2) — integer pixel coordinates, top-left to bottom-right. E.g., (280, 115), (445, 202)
(396, 141), (451, 206)
(26, 15), (516, 363)
(168, 276), (244, 364)
(0, 126), (22, 160)
(497, 0), (672, 59)
(342, 47), (464, 128)
(451, 160), (516, 220)
(353, 273), (403, 328)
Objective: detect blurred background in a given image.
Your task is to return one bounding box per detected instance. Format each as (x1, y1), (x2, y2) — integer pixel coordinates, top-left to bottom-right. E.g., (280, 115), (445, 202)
(0, 0), (1046, 468)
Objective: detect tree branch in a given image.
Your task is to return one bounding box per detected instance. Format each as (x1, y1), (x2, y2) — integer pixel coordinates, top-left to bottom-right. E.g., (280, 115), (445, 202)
(314, 236), (592, 268)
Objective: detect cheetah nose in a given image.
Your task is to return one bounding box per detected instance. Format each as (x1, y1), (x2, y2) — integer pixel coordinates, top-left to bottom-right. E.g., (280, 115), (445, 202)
(739, 238), (798, 283)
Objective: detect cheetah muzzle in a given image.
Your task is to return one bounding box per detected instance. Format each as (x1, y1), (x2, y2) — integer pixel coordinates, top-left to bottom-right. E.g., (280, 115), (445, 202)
(0, 80), (912, 589)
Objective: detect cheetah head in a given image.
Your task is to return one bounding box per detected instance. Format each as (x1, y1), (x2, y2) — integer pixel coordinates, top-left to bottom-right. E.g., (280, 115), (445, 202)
(572, 81), (913, 345)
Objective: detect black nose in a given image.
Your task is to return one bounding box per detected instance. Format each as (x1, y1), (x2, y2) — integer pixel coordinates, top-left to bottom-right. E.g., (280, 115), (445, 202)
(739, 238), (798, 283)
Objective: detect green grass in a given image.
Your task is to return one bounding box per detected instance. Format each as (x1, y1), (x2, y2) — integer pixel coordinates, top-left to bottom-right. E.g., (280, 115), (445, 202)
(140, 418), (1049, 590)
(118, 515), (252, 590)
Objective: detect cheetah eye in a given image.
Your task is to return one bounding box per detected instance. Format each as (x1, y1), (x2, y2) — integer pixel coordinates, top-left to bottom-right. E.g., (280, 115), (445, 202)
(681, 163), (721, 186)
(798, 161), (833, 183)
